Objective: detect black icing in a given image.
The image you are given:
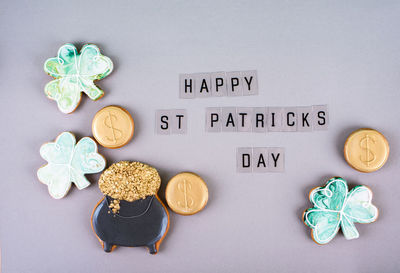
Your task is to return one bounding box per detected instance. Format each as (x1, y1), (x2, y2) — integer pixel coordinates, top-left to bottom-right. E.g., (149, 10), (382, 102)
(92, 195), (169, 254)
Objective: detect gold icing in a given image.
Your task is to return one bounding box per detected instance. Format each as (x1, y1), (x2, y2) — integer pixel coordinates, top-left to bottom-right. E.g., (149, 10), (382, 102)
(98, 161), (161, 213)
(344, 128), (389, 173)
(92, 105), (134, 149)
(165, 172), (208, 215)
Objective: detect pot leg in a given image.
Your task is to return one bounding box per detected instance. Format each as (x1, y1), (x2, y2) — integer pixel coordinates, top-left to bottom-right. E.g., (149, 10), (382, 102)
(147, 244), (157, 254)
(104, 242), (113, 252)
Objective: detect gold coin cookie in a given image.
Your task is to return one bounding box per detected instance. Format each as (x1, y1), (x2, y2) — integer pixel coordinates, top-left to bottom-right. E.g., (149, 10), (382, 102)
(344, 128), (389, 173)
(165, 172), (208, 215)
(92, 106), (134, 149)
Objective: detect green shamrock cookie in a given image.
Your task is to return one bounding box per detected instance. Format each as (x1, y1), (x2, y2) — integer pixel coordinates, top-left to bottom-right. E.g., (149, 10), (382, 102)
(44, 43), (113, 113)
(37, 132), (106, 199)
(303, 177), (378, 245)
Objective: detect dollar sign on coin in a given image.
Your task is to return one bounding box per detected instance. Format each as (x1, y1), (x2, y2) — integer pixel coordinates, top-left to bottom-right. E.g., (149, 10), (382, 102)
(104, 112), (123, 143)
(359, 135), (376, 167)
(165, 172), (209, 215)
(177, 180), (195, 212)
(92, 106), (134, 149)
(344, 128), (389, 173)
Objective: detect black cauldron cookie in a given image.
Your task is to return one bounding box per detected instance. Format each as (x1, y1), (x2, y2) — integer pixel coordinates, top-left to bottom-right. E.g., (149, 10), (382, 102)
(91, 161), (170, 254)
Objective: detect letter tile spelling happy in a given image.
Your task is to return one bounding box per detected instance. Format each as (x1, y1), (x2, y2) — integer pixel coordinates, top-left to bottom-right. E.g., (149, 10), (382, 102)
(44, 44), (113, 113)
(37, 132), (106, 199)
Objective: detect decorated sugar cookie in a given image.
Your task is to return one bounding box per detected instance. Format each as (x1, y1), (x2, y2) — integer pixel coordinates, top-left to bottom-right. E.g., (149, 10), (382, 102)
(344, 128), (389, 173)
(44, 43), (113, 113)
(303, 177), (378, 245)
(37, 132), (106, 199)
(165, 172), (208, 215)
(91, 161), (169, 254)
(92, 105), (135, 149)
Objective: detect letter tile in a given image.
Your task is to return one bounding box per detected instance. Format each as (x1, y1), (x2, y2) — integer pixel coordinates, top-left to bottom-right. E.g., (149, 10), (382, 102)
(205, 107), (222, 132)
(296, 106), (313, 132)
(237, 147), (253, 173)
(268, 147), (285, 172)
(282, 107), (298, 132)
(222, 107), (238, 132)
(237, 107), (253, 132)
(196, 73), (212, 98)
(267, 107), (284, 132)
(252, 107), (267, 133)
(252, 147), (269, 173)
(179, 74), (196, 99)
(226, 71), (243, 96)
(211, 72), (227, 97)
(155, 110), (171, 135)
(241, 70), (258, 96)
(171, 109), (187, 134)
(312, 105), (329, 130)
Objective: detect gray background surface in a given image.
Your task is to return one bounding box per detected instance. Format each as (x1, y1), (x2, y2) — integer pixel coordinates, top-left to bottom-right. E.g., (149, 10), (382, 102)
(1, 1), (399, 272)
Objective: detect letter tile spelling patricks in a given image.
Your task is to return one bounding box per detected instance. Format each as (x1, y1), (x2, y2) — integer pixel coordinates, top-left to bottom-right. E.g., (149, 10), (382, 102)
(303, 177), (378, 245)
(44, 44), (113, 113)
(37, 132), (106, 199)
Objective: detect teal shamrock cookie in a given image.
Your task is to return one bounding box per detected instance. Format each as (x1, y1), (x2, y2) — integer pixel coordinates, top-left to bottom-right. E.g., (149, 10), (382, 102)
(37, 132), (106, 199)
(44, 43), (113, 113)
(303, 177), (378, 245)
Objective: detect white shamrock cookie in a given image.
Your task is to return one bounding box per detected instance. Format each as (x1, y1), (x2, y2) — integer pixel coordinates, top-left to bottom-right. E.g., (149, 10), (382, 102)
(37, 132), (106, 199)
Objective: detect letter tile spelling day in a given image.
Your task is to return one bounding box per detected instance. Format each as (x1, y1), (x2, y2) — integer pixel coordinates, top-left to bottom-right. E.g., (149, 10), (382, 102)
(237, 147), (285, 173)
